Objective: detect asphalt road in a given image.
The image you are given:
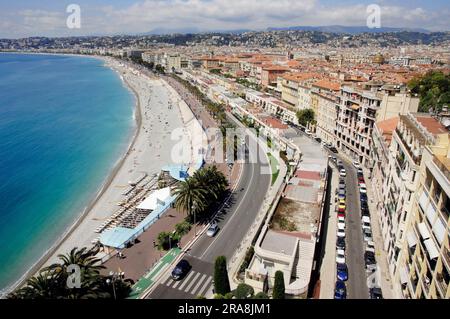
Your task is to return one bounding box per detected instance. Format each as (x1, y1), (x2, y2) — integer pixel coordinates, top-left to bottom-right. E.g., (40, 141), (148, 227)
(338, 157), (369, 299)
(147, 115), (271, 299)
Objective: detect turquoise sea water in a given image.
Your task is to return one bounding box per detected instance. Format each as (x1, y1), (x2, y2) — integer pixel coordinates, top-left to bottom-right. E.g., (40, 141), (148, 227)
(0, 53), (134, 291)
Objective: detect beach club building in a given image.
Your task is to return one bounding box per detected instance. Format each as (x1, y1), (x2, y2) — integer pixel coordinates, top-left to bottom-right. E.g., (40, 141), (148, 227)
(99, 164), (195, 252)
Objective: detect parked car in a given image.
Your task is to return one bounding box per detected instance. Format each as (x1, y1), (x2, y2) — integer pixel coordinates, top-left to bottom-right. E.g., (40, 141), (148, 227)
(357, 168), (364, 175)
(337, 160), (343, 167)
(361, 206), (370, 217)
(338, 198), (346, 206)
(337, 219), (346, 231)
(206, 223), (219, 237)
(338, 193), (346, 201)
(369, 287), (383, 299)
(338, 204), (346, 213)
(171, 259), (191, 280)
(336, 236), (346, 250)
(353, 161), (361, 169)
(363, 228), (373, 242)
(358, 175), (365, 183)
(337, 229), (346, 238)
(337, 263), (348, 281)
(339, 169), (347, 177)
(361, 216), (371, 231)
(337, 212), (346, 219)
(334, 281), (347, 299)
(364, 251), (376, 266)
(329, 147), (338, 153)
(336, 249), (346, 264)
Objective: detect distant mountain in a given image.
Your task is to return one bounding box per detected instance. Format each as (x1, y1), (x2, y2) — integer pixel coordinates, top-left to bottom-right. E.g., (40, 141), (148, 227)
(266, 25), (431, 34)
(141, 27), (252, 36)
(141, 27), (202, 35)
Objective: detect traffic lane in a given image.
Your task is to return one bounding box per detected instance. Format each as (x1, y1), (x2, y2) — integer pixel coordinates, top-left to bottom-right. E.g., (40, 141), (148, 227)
(186, 160), (254, 258)
(342, 161), (369, 299)
(187, 159), (269, 262)
(149, 256), (214, 299)
(200, 162), (269, 262)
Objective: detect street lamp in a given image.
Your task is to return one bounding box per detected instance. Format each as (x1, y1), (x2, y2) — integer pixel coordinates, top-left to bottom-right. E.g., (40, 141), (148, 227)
(192, 201), (197, 237)
(107, 271), (124, 300)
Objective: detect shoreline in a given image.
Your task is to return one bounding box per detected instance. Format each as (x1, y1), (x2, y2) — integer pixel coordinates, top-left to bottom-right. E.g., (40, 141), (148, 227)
(2, 55), (143, 296)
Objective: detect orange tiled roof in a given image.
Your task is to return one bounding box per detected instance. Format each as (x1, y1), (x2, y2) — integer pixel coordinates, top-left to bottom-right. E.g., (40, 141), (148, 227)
(415, 116), (448, 135)
(313, 79), (341, 91)
(376, 117), (399, 145)
(282, 72), (320, 82)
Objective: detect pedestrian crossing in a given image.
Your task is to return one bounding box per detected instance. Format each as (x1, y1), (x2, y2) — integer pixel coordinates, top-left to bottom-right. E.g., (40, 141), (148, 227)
(162, 270), (213, 297)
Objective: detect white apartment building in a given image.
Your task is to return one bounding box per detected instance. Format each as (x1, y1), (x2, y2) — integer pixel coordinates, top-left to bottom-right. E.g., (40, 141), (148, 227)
(336, 86), (419, 167)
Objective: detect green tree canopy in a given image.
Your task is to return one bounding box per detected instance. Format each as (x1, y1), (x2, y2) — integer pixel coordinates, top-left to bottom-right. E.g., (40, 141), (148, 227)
(213, 256), (231, 295)
(235, 283), (254, 299)
(408, 71), (450, 113)
(272, 270), (285, 299)
(296, 108), (316, 127)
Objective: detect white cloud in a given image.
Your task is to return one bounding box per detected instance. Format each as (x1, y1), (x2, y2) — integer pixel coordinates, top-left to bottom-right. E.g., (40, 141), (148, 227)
(0, 1), (448, 38)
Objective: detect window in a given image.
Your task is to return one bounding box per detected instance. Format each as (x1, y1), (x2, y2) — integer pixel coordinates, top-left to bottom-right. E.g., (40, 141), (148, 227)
(412, 170), (417, 183)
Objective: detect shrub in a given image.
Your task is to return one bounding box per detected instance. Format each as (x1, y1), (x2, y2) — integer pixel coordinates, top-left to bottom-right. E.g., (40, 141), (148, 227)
(253, 292), (269, 299)
(272, 271), (285, 299)
(175, 221), (191, 237)
(214, 256), (230, 295)
(239, 246), (255, 273)
(235, 283), (254, 299)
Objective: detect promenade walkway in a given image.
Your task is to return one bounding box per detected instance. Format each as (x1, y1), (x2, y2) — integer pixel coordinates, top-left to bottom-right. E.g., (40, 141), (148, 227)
(102, 70), (242, 298)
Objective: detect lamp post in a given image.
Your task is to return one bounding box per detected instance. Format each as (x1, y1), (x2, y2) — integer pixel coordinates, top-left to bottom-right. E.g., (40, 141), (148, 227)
(107, 271), (124, 300)
(192, 201), (197, 237)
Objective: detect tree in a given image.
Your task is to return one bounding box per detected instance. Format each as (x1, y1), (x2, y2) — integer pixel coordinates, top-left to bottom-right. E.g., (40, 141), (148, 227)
(296, 108), (316, 127)
(173, 177), (208, 218)
(272, 271), (285, 299)
(408, 71), (450, 113)
(8, 246), (133, 299)
(253, 292), (270, 299)
(235, 283), (254, 299)
(214, 256), (230, 295)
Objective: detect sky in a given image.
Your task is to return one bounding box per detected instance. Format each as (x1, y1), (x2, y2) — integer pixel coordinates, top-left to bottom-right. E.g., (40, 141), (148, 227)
(0, 0), (449, 38)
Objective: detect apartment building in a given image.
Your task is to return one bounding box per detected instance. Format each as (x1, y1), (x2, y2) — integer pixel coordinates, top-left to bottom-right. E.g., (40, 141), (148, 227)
(335, 86), (419, 167)
(371, 112), (450, 298)
(279, 73), (319, 110)
(397, 129), (450, 299)
(245, 90), (298, 125)
(260, 65), (290, 88)
(311, 80), (340, 144)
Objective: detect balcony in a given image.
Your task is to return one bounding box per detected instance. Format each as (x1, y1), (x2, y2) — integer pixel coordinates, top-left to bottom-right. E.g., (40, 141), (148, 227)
(432, 155), (450, 182)
(435, 273), (448, 298)
(395, 129), (422, 165)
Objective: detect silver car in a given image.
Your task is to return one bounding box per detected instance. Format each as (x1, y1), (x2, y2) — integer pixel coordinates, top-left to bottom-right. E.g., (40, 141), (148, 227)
(206, 223), (219, 237)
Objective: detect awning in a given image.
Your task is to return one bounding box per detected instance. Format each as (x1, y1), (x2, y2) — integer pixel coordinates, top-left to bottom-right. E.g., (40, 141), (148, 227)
(423, 239), (440, 260)
(399, 267), (409, 284)
(418, 222), (431, 240)
(406, 231), (417, 248)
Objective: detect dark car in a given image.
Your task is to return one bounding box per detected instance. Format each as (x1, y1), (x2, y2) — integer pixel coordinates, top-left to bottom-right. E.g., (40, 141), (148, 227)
(329, 147), (338, 153)
(336, 236), (346, 250)
(337, 263), (348, 281)
(364, 251), (376, 265)
(361, 208), (370, 217)
(334, 280), (347, 299)
(361, 201), (369, 210)
(369, 287), (383, 299)
(171, 259), (191, 280)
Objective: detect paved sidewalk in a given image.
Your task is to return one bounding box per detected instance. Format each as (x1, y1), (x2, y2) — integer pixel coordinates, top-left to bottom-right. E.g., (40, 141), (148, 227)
(363, 169), (394, 299)
(319, 166), (338, 299)
(128, 248), (181, 299)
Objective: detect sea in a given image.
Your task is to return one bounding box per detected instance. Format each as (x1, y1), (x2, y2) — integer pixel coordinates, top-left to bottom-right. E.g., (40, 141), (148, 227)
(0, 53), (135, 292)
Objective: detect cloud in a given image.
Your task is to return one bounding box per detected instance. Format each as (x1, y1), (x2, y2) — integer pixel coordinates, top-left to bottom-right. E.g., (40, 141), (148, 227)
(0, 0), (448, 38)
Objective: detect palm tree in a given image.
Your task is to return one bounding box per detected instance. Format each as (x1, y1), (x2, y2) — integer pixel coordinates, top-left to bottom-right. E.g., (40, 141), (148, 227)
(173, 177), (208, 217)
(8, 270), (62, 299)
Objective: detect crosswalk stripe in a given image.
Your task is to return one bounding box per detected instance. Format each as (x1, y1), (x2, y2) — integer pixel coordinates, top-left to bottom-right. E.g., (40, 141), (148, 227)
(178, 271), (196, 290)
(184, 272), (201, 292)
(198, 276), (213, 296)
(172, 276), (184, 289)
(164, 276), (172, 286)
(190, 274), (207, 295)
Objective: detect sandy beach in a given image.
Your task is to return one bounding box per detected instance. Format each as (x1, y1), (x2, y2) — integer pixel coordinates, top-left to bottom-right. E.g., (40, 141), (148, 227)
(7, 57), (205, 294)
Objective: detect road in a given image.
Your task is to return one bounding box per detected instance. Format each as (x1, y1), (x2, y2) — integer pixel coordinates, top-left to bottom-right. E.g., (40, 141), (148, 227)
(147, 113), (271, 299)
(338, 157), (369, 299)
